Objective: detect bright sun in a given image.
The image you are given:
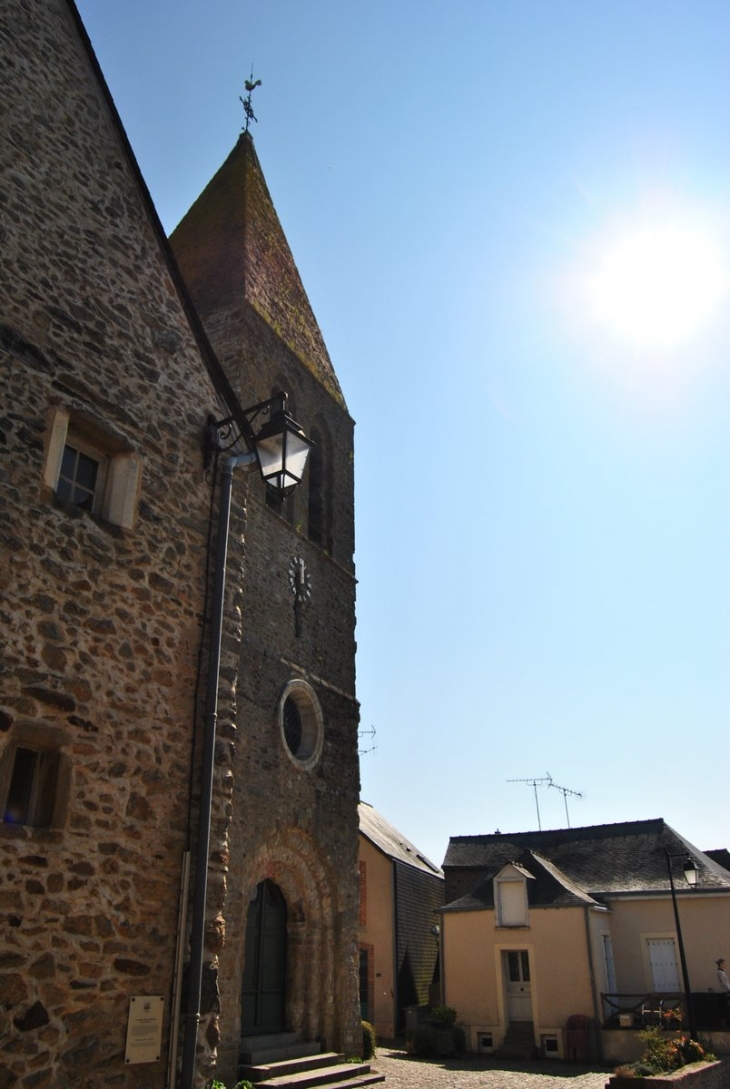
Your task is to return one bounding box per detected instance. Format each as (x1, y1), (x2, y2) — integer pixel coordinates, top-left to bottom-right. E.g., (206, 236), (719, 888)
(587, 221), (730, 350)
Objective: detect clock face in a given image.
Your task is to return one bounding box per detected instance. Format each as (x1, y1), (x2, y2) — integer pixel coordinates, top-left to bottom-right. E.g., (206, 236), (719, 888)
(288, 556), (312, 602)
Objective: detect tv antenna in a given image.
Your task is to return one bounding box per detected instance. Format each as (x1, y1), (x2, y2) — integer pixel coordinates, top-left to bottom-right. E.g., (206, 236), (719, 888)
(507, 772), (553, 830)
(549, 779), (583, 827)
(358, 725), (377, 756)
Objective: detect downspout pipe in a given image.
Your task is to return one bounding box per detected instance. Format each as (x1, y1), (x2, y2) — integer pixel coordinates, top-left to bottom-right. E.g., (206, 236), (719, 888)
(583, 906), (604, 1062)
(180, 452), (256, 1089)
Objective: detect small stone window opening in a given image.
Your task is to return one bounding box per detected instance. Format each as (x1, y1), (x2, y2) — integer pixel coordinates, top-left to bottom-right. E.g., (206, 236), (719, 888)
(306, 425), (332, 553)
(43, 406), (140, 528)
(4, 746), (60, 827)
(278, 680), (324, 770)
(56, 442), (106, 512)
(307, 440), (324, 546)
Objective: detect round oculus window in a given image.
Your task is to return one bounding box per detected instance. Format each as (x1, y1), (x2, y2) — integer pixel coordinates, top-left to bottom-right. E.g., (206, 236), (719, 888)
(278, 679), (323, 769)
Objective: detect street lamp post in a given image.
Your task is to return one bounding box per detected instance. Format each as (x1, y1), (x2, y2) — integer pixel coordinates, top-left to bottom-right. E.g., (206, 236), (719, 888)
(665, 851), (699, 1040)
(179, 395), (312, 1089)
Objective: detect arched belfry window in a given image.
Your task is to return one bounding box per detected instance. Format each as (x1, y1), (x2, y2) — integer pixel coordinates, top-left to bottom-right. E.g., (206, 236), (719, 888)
(307, 424), (332, 552)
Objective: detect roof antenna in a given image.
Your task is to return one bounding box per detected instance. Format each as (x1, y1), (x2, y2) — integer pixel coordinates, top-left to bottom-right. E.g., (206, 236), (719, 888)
(549, 779), (583, 828)
(507, 772), (553, 830)
(241, 68), (262, 133)
(358, 725), (377, 756)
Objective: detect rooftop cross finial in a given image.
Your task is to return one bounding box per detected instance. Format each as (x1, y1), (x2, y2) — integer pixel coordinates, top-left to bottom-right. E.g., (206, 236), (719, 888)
(240, 68), (262, 133)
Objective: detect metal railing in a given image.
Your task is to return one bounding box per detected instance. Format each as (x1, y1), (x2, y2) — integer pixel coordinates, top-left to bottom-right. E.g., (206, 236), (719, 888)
(601, 992), (730, 1031)
(601, 993), (684, 1029)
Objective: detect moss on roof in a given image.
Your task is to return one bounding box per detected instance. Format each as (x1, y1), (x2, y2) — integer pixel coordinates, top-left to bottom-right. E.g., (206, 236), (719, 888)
(170, 133), (345, 407)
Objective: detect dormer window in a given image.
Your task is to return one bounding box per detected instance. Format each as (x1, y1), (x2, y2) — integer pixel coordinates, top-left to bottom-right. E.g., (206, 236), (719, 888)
(494, 863), (532, 926)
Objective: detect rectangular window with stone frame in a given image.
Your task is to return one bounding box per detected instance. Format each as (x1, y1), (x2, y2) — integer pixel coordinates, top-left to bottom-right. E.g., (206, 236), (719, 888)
(0, 740), (69, 829)
(43, 405), (141, 528)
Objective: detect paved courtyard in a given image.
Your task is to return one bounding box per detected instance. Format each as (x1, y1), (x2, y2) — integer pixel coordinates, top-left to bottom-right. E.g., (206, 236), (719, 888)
(371, 1046), (611, 1089)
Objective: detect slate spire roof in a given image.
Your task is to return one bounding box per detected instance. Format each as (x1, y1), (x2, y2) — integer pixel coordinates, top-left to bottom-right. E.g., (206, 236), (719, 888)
(170, 132), (345, 407)
(443, 818), (730, 912)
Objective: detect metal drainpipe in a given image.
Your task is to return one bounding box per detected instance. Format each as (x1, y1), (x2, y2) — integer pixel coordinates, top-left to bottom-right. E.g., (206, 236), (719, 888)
(179, 452), (256, 1089)
(583, 905), (604, 1062)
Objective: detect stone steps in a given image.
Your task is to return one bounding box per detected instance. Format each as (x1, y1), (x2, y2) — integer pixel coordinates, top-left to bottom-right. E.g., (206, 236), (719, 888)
(240, 1034), (323, 1067)
(494, 1021), (535, 1060)
(238, 1038), (384, 1089)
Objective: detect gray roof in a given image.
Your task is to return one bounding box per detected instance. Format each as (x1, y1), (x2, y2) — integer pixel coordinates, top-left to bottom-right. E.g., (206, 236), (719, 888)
(443, 818), (730, 907)
(359, 802), (443, 877)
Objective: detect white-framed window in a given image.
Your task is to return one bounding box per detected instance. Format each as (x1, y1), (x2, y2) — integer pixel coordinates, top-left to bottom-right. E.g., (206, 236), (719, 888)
(56, 438), (107, 511)
(43, 406), (141, 528)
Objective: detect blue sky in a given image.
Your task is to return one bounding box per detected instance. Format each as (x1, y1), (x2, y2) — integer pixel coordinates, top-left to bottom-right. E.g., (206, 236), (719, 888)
(76, 0), (730, 868)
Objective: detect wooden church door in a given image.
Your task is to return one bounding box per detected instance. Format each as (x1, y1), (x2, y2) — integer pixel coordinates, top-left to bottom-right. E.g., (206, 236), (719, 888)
(241, 879), (288, 1036)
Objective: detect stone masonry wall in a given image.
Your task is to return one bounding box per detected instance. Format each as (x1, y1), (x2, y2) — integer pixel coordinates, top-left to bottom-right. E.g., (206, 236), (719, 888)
(170, 145), (362, 1081)
(0, 2), (232, 1085)
(191, 319), (360, 1081)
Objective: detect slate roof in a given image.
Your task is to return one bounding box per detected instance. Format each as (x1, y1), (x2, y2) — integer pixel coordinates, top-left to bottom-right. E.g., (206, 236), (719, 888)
(443, 818), (730, 911)
(705, 848), (730, 873)
(443, 848), (603, 913)
(359, 802), (443, 877)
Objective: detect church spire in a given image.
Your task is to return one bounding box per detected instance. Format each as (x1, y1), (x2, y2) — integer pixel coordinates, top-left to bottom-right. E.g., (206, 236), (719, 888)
(170, 135), (345, 406)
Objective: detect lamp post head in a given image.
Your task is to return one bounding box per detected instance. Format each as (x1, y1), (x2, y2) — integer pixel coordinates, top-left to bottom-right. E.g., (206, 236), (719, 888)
(683, 856), (699, 887)
(253, 397), (313, 498)
(207, 392), (313, 497)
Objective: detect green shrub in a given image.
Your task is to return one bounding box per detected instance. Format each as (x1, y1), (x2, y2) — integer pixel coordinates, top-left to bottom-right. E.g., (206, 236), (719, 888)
(234, 1081), (255, 1089)
(361, 1020), (377, 1060)
(409, 1024), (439, 1058)
(428, 1005), (457, 1027)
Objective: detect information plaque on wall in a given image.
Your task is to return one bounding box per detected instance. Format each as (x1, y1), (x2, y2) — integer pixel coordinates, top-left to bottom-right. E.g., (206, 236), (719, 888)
(124, 995), (164, 1064)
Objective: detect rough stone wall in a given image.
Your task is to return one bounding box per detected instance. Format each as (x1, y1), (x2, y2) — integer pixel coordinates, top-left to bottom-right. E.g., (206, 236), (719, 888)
(171, 150), (362, 1082)
(199, 314), (361, 1084)
(0, 1), (228, 1085)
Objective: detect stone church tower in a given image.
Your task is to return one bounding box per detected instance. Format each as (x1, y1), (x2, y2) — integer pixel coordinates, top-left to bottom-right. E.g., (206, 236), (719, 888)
(170, 137), (362, 1080)
(0, 0), (361, 1084)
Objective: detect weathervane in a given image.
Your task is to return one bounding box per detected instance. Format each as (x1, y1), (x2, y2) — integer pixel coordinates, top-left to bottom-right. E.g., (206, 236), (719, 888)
(240, 69), (262, 133)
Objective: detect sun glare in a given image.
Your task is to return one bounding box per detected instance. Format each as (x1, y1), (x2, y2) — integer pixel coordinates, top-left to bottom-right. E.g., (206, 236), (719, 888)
(588, 222), (730, 349)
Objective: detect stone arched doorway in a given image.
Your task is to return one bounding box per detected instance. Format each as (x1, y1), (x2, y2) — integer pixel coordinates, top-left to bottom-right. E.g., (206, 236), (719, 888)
(240, 879), (288, 1036)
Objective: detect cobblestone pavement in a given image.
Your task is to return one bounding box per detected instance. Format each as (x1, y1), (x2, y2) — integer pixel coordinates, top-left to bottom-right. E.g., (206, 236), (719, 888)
(370, 1046), (611, 1089)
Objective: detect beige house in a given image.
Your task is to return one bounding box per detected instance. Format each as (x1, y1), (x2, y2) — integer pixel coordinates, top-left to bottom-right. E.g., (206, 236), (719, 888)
(358, 803), (444, 1040)
(441, 819), (730, 1062)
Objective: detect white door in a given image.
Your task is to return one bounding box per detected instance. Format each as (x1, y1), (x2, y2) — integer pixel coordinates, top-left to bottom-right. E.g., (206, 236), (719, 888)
(647, 939), (680, 992)
(504, 950), (532, 1021)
